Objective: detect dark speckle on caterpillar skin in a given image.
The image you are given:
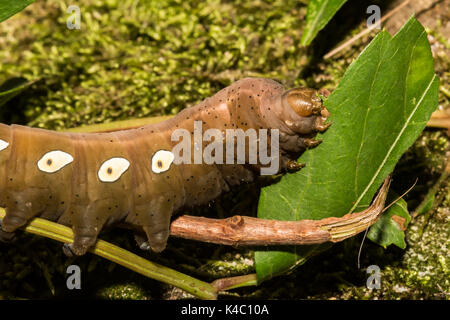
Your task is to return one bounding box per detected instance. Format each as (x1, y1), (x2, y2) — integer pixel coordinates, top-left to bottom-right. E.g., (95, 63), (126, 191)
(0, 77), (330, 256)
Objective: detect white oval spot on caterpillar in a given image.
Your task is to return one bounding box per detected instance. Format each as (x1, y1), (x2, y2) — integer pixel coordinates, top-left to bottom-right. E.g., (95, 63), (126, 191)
(151, 150), (174, 173)
(0, 139), (9, 151)
(37, 150), (74, 173)
(98, 157), (130, 182)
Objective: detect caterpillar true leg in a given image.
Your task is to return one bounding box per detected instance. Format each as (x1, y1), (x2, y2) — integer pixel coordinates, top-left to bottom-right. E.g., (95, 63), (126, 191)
(285, 160), (306, 172)
(302, 138), (323, 148)
(314, 117), (332, 132)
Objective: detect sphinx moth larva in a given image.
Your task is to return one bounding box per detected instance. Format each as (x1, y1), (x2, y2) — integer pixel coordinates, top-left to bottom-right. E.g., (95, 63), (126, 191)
(0, 78), (330, 255)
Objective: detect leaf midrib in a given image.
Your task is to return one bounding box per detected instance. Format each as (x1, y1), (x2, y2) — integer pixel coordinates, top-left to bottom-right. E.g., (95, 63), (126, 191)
(349, 72), (437, 213)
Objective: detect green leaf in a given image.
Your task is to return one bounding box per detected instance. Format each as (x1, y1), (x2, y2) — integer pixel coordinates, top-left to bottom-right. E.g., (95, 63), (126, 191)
(367, 196), (410, 249)
(300, 0), (348, 46)
(0, 77), (34, 107)
(0, 0), (34, 23)
(255, 17), (439, 282)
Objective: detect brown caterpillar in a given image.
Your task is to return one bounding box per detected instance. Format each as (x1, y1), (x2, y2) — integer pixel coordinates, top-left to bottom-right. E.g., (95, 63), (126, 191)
(0, 78), (330, 256)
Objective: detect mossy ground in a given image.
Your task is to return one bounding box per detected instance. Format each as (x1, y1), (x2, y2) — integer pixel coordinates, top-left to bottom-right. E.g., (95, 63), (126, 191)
(0, 0), (448, 299)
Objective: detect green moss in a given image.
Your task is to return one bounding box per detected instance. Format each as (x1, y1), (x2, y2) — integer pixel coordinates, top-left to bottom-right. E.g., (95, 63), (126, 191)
(0, 0), (310, 130)
(200, 252), (255, 278)
(97, 283), (151, 300)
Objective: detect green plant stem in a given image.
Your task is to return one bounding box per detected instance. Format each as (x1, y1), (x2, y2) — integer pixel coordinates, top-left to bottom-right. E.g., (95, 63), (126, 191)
(412, 160), (449, 219)
(63, 116), (173, 133)
(0, 208), (217, 300)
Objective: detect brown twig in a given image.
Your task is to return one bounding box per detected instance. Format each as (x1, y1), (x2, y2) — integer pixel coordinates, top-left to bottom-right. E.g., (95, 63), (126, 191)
(169, 177), (391, 246)
(324, 0), (411, 60)
(427, 109), (450, 131)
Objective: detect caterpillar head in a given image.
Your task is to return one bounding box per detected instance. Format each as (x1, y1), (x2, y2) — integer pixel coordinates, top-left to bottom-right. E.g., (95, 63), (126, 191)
(283, 88), (325, 117)
(277, 87), (331, 134)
